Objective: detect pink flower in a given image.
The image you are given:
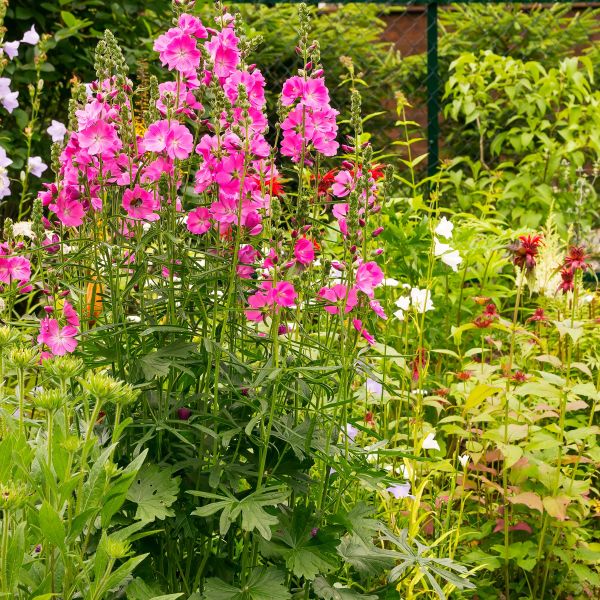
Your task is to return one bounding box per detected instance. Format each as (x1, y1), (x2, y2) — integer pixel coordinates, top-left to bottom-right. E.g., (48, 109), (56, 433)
(370, 300), (387, 319)
(63, 301), (80, 328)
(206, 27), (241, 80)
(301, 78), (330, 109)
(294, 238), (315, 265)
(122, 185), (160, 221)
(245, 291), (268, 322)
(355, 262), (384, 298)
(187, 207), (212, 234)
(281, 76), (304, 106)
(318, 284), (358, 315)
(49, 195), (86, 227)
(353, 318), (375, 345)
(144, 120), (170, 153)
(332, 170), (355, 197)
(178, 14), (208, 39)
(37, 318), (78, 356)
(78, 120), (121, 156)
(267, 281), (297, 308)
(159, 32), (201, 73)
(166, 122), (194, 159)
(0, 256), (31, 284)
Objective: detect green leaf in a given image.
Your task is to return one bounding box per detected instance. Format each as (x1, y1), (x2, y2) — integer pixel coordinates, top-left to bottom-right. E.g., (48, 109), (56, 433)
(259, 507), (339, 580)
(336, 535), (395, 576)
(191, 487), (288, 540)
(202, 568), (290, 600)
(313, 577), (378, 600)
(39, 501), (66, 554)
(126, 464), (180, 523)
(330, 503), (381, 544)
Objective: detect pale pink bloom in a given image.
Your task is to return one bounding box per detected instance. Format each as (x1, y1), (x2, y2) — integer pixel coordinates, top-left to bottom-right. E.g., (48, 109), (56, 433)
(205, 27), (240, 80)
(63, 301), (80, 328)
(332, 170), (355, 197)
(210, 196), (238, 225)
(37, 318), (78, 356)
(245, 291), (268, 322)
(237, 244), (258, 279)
(353, 318), (375, 345)
(0, 256), (31, 284)
(78, 120), (121, 156)
(186, 207), (212, 234)
(294, 238), (314, 265)
(318, 284), (358, 315)
(122, 186), (160, 221)
(355, 262), (384, 298)
(0, 77), (19, 113)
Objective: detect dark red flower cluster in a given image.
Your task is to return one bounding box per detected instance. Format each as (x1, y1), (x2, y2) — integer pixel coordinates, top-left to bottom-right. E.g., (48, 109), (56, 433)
(509, 234), (543, 272)
(558, 245), (590, 294)
(473, 302), (499, 329)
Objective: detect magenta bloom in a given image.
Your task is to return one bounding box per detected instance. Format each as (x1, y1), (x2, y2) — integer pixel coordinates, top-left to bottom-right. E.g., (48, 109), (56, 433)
(370, 300), (387, 320)
(144, 120), (170, 153)
(165, 122), (194, 159)
(294, 238), (315, 265)
(301, 78), (330, 109)
(187, 207), (212, 234)
(37, 318), (78, 356)
(63, 301), (80, 328)
(318, 284), (358, 315)
(178, 14), (208, 39)
(0, 256), (31, 284)
(49, 195), (86, 228)
(353, 318), (375, 345)
(332, 170), (355, 198)
(160, 33), (201, 73)
(267, 281), (297, 308)
(122, 186), (160, 221)
(78, 120), (121, 156)
(355, 262), (384, 298)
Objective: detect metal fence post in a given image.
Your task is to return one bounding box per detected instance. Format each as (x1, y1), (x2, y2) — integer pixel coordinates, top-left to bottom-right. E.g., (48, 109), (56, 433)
(426, 0), (440, 178)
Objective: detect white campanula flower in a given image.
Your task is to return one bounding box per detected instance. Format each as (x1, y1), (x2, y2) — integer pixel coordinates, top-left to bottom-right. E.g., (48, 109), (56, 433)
(0, 77), (19, 113)
(27, 156), (48, 178)
(422, 432), (440, 450)
(383, 277), (399, 287)
(341, 423), (358, 443)
(434, 237), (463, 272)
(386, 482), (414, 499)
(410, 287), (434, 313)
(366, 377), (383, 395)
(458, 454), (469, 467)
(21, 25), (40, 45)
(46, 120), (67, 143)
(435, 216), (453, 239)
(2, 41), (19, 60)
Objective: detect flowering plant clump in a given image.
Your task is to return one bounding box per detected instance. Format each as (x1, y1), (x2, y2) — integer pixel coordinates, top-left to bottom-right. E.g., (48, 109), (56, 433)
(2, 2), (598, 600)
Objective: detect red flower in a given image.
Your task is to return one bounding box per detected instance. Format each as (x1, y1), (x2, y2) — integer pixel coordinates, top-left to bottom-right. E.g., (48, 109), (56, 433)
(411, 347), (428, 382)
(558, 267), (574, 294)
(527, 307), (548, 323)
(509, 234), (543, 272)
(564, 245), (590, 272)
(473, 303), (498, 328)
(316, 168), (337, 196)
(510, 370), (529, 383)
(456, 370), (472, 381)
(369, 163), (386, 181)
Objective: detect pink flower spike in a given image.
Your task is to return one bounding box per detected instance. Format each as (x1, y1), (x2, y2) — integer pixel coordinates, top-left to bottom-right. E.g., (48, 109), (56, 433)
(267, 281), (297, 308)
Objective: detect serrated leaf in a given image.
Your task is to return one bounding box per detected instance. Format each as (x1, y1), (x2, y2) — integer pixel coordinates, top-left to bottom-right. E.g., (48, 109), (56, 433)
(126, 465), (180, 523)
(336, 535), (395, 576)
(508, 492), (543, 513)
(313, 577), (378, 600)
(202, 568), (290, 600)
